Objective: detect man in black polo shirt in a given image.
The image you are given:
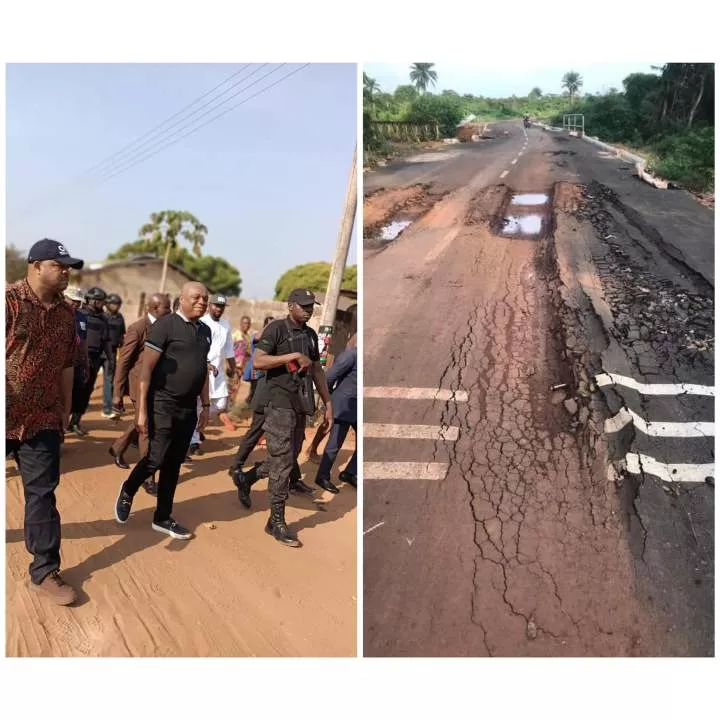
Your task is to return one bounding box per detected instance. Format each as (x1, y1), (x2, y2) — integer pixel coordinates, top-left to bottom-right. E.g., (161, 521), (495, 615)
(250, 288), (332, 548)
(114, 282), (211, 540)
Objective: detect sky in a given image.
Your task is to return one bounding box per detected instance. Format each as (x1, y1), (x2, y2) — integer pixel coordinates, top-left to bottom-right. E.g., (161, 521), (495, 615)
(364, 62), (663, 98)
(6, 63), (357, 299)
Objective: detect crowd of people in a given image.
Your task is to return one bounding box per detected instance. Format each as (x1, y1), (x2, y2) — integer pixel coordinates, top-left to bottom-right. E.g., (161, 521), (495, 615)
(6, 239), (358, 606)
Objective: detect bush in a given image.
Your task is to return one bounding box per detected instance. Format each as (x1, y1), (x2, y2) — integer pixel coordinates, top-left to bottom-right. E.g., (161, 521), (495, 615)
(651, 127), (715, 191)
(406, 94), (464, 137)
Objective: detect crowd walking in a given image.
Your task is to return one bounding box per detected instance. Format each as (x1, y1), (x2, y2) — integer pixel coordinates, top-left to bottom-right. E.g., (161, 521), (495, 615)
(6, 239), (357, 606)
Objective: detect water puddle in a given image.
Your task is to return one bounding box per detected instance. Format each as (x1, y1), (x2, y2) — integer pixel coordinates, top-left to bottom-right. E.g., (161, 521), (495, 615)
(380, 219), (412, 242)
(502, 215), (543, 235)
(511, 193), (548, 206)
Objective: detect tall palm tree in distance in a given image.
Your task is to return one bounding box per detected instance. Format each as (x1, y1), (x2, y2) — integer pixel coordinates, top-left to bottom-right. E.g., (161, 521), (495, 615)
(410, 63), (438, 94)
(561, 71), (583, 105)
(137, 210), (207, 293)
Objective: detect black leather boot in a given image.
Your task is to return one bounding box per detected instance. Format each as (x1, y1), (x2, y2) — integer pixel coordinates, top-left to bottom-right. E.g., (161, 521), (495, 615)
(231, 467), (254, 509)
(265, 502), (301, 547)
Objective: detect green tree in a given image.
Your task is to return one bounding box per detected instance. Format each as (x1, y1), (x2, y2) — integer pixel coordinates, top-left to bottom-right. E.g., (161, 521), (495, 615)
(409, 63), (438, 94)
(528, 87), (543, 99)
(274, 262), (357, 302)
(108, 240), (241, 296)
(6, 243), (27, 283)
(394, 84), (419, 103)
(561, 71), (583, 105)
(136, 210), (208, 293)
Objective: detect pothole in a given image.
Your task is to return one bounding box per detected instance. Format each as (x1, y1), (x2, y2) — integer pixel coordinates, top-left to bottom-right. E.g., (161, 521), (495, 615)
(511, 193), (549, 206)
(502, 215), (543, 235)
(493, 188), (554, 239)
(544, 150), (576, 156)
(379, 219), (412, 242)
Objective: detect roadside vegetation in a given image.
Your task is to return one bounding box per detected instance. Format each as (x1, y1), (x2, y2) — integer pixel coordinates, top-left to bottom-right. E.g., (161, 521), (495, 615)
(364, 63), (714, 194)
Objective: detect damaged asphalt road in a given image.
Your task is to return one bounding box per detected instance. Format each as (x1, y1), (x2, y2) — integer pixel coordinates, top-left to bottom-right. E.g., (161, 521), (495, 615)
(363, 121), (714, 657)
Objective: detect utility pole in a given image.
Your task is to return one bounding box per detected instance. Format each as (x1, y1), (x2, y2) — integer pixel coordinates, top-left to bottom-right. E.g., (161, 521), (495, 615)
(318, 145), (357, 366)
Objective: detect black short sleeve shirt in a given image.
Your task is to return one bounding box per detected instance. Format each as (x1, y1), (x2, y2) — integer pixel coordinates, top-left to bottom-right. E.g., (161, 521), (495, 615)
(254, 318), (320, 411)
(145, 313), (212, 408)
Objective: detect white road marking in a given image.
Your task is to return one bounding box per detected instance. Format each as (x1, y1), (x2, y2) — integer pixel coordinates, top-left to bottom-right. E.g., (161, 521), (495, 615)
(625, 453), (714, 483)
(511, 159), (518, 165)
(424, 225), (462, 265)
(364, 424), (460, 441)
(500, 170), (509, 179)
(596, 372), (715, 396)
(605, 407), (714, 438)
(364, 387), (469, 402)
(363, 462), (449, 480)
(363, 521), (385, 535)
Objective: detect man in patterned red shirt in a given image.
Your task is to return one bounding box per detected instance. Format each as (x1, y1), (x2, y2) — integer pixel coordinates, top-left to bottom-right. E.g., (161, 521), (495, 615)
(6, 239), (84, 606)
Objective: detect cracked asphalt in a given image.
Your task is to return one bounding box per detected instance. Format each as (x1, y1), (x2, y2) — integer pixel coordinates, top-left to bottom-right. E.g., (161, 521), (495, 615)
(363, 121), (714, 656)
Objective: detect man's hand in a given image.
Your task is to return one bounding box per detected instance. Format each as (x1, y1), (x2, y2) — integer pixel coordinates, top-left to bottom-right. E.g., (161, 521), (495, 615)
(208, 363), (219, 377)
(296, 353), (313, 372)
(226, 367), (235, 379)
(136, 409), (148, 435)
(324, 402), (334, 432)
(197, 407), (210, 431)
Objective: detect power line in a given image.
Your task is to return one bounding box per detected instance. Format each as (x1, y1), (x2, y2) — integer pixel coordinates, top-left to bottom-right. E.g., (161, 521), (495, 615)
(94, 64), (310, 187)
(79, 64), (254, 178)
(11, 63), (279, 222)
(94, 64), (284, 181)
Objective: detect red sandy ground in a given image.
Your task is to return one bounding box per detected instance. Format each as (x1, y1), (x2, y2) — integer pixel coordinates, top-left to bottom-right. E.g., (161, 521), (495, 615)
(5, 387), (357, 657)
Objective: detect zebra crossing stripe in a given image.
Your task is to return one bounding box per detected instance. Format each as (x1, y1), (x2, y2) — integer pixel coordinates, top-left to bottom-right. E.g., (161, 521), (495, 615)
(596, 372), (714, 396)
(364, 387), (469, 402)
(363, 462), (449, 480)
(625, 453), (714, 483)
(605, 408), (714, 438)
(364, 424), (459, 441)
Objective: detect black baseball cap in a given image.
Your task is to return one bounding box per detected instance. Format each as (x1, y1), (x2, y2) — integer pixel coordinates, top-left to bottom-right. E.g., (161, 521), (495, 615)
(287, 288), (320, 305)
(27, 239), (84, 269)
(210, 293), (228, 305)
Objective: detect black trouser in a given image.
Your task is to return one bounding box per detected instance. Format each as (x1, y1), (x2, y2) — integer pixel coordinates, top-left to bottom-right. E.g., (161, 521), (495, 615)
(123, 399), (197, 523)
(6, 430), (62, 585)
(70, 364), (87, 415)
(76, 351), (104, 417)
(264, 405), (306, 504)
(246, 378), (258, 405)
(316, 421), (357, 481)
(232, 409), (266, 472)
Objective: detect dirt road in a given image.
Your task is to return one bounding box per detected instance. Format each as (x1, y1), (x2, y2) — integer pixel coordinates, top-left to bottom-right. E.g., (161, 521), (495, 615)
(363, 122), (714, 656)
(6, 389), (357, 657)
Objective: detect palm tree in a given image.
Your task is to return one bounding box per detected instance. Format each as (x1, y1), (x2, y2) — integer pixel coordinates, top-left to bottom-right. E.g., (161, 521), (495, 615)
(363, 72), (381, 111)
(409, 63), (438, 94)
(561, 71), (583, 105)
(137, 210), (208, 293)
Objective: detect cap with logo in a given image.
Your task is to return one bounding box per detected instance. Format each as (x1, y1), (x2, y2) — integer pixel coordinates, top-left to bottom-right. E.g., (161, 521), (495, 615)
(287, 288), (320, 306)
(210, 293), (228, 305)
(27, 239), (84, 269)
(63, 286), (85, 303)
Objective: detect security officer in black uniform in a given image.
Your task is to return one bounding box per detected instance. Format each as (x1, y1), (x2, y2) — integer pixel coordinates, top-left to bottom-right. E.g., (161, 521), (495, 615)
(69, 286), (114, 436)
(102, 293), (126, 418)
(247, 288), (333, 548)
